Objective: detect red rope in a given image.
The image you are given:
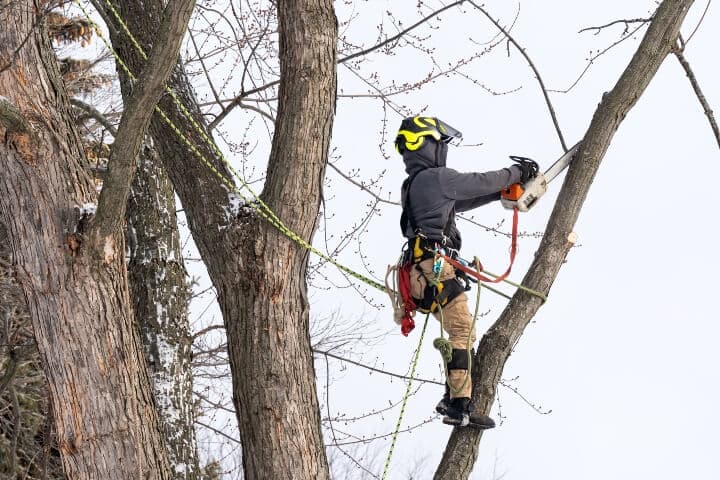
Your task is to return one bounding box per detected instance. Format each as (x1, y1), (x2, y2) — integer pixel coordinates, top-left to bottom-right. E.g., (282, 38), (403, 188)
(398, 263), (416, 336)
(438, 207), (519, 284)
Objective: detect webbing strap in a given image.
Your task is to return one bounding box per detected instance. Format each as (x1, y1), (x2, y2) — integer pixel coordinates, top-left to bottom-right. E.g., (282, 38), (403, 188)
(440, 207), (518, 284)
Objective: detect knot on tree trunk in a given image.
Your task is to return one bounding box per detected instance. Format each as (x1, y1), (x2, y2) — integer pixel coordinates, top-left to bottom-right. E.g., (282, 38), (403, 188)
(0, 96), (36, 164)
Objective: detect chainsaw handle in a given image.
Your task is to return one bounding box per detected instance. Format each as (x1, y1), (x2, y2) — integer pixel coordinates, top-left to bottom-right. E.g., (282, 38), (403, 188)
(509, 155), (539, 173)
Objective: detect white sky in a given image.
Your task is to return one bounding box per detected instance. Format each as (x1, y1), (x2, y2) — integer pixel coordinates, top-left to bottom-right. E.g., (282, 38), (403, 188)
(182, 0), (720, 478)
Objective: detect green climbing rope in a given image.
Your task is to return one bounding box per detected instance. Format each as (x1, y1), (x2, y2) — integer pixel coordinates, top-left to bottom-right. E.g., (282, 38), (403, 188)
(381, 312), (430, 480)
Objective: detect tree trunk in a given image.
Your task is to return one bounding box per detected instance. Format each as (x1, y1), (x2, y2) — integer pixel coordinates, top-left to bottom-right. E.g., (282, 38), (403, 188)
(434, 0), (695, 478)
(0, 225), (64, 479)
(0, 4), (173, 478)
(127, 143), (201, 478)
(96, 0), (338, 477)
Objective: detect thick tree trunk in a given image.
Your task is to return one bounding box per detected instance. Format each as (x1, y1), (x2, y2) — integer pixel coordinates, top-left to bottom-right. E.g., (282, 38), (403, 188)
(127, 143), (201, 479)
(97, 0), (338, 477)
(0, 224), (64, 479)
(434, 0), (695, 478)
(0, 3), (173, 478)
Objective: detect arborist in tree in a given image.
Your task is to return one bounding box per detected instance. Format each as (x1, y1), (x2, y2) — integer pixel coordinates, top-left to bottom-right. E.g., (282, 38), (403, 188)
(394, 115), (538, 428)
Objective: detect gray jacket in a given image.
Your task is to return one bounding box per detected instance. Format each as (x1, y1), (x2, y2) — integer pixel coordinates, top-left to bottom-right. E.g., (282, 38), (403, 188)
(400, 140), (522, 250)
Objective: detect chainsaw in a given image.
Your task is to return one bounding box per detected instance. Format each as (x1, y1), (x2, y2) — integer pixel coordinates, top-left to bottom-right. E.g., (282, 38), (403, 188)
(501, 142), (581, 212)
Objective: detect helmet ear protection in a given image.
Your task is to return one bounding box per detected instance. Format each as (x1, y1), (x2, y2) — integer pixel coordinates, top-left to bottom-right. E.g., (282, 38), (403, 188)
(395, 116), (462, 154)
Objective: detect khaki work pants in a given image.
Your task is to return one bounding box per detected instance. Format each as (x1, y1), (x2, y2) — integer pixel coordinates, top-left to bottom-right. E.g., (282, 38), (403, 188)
(410, 258), (476, 399)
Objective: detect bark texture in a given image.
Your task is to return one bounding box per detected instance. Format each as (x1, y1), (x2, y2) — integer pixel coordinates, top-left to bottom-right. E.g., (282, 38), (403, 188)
(97, 0), (338, 477)
(0, 224), (64, 479)
(126, 144), (201, 478)
(90, 0), (196, 249)
(0, 3), (174, 478)
(434, 0), (695, 478)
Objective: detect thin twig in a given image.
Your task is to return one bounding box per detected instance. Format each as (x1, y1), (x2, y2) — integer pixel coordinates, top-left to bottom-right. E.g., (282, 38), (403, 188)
(9, 384), (20, 476)
(0, 7), (46, 74)
(209, 1), (466, 129)
(195, 420), (241, 444)
(466, 1), (567, 151)
(191, 324), (225, 341)
(673, 45), (720, 150)
(579, 17), (652, 34)
(340, 1), (465, 64)
(555, 21), (648, 94)
(685, 0), (711, 45)
(324, 354), (381, 479)
(314, 348), (443, 386)
(189, 30), (222, 107)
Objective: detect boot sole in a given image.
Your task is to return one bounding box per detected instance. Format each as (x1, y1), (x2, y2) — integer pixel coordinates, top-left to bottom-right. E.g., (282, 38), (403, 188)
(442, 416), (495, 430)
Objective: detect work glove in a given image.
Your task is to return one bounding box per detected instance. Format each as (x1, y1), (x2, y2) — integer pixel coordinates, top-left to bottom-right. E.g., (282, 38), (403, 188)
(510, 156), (540, 183)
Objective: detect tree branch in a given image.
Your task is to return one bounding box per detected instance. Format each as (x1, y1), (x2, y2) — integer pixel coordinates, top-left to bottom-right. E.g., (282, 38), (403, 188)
(90, 0), (196, 251)
(70, 98), (118, 136)
(673, 44), (720, 150)
(467, 1), (568, 151)
(579, 17), (652, 34)
(435, 0), (695, 478)
(314, 348), (444, 386)
(340, 0), (466, 64)
(208, 1), (467, 130)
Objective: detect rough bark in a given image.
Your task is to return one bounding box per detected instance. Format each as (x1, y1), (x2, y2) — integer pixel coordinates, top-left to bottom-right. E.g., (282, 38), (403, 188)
(0, 225), (64, 479)
(90, 0), (196, 252)
(434, 0), (695, 478)
(126, 143), (201, 479)
(96, 0), (338, 477)
(0, 3), (174, 478)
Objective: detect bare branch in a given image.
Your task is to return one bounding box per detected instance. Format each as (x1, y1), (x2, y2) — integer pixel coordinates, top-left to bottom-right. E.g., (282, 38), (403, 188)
(208, 0), (467, 130)
(195, 420), (241, 444)
(314, 348), (444, 386)
(467, 1), (568, 151)
(684, 0), (711, 45)
(70, 98), (118, 136)
(189, 29), (222, 107)
(673, 44), (720, 150)
(0, 7), (45, 74)
(340, 0), (465, 64)
(579, 17), (652, 34)
(553, 21), (648, 94)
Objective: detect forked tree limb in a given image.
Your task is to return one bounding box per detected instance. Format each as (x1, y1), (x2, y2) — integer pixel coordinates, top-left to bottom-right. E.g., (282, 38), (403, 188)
(90, 0), (196, 249)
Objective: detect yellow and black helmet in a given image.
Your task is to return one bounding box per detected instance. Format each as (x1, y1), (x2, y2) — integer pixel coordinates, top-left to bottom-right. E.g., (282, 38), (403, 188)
(395, 116), (462, 154)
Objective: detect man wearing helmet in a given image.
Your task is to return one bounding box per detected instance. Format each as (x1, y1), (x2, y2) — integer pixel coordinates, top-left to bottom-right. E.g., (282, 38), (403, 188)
(396, 116), (537, 428)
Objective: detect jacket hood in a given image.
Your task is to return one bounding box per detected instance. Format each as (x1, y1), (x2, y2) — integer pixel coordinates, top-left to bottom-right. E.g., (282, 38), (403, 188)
(402, 139), (448, 175)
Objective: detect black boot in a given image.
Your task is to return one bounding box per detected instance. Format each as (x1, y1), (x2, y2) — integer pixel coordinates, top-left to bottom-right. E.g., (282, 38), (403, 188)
(442, 397), (495, 429)
(435, 383), (451, 415)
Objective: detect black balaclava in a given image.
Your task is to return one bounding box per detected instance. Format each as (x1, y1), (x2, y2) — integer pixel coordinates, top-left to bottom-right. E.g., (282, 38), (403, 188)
(402, 137), (448, 176)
